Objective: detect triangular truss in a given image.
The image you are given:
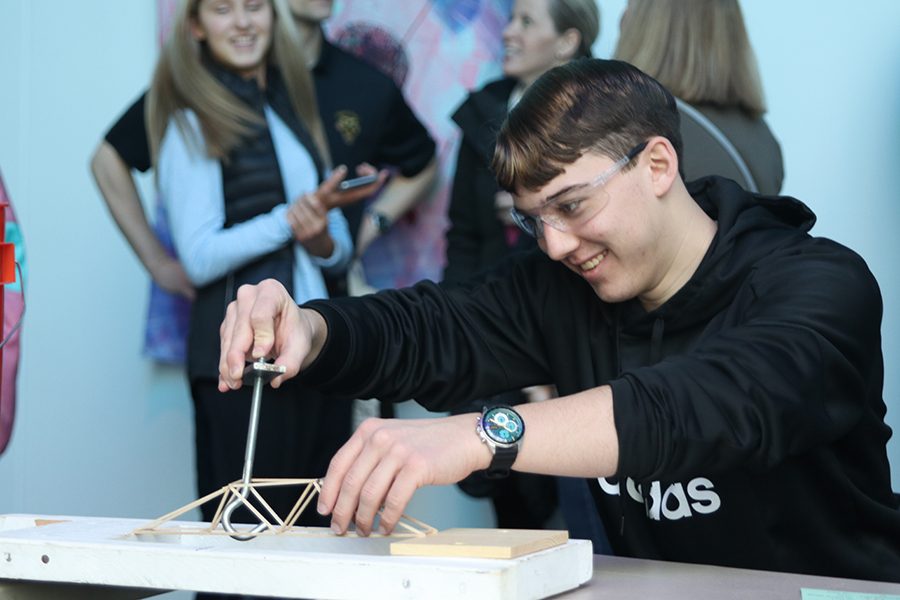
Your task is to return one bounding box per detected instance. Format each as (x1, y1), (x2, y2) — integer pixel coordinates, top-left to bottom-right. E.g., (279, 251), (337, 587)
(131, 477), (437, 539)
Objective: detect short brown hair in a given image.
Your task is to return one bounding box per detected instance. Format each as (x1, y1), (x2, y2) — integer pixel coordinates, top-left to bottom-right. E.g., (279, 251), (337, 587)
(492, 59), (682, 193)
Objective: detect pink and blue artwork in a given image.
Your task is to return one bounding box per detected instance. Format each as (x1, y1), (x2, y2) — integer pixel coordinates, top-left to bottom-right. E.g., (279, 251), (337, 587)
(328, 0), (512, 288)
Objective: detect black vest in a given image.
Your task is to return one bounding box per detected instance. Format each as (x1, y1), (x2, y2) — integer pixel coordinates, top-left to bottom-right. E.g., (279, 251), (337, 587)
(187, 63), (325, 381)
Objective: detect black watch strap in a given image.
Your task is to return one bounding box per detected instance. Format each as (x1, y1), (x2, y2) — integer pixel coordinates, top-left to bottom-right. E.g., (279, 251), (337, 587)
(368, 209), (391, 234)
(484, 444), (517, 479)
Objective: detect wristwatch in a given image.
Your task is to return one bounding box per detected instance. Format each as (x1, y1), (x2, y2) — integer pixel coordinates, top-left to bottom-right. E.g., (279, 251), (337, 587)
(367, 209), (392, 234)
(476, 405), (525, 479)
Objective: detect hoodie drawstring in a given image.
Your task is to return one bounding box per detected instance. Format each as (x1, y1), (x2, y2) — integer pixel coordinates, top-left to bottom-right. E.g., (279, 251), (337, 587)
(649, 317), (665, 364)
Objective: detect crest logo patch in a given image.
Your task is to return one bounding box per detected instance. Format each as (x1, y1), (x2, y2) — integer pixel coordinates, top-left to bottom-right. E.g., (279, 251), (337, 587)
(335, 110), (361, 145)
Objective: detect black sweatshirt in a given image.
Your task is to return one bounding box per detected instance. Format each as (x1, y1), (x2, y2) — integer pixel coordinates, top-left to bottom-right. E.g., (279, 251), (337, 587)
(303, 176), (900, 582)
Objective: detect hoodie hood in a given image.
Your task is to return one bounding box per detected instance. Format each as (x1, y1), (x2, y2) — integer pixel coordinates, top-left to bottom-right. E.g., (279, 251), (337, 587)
(616, 176), (817, 338)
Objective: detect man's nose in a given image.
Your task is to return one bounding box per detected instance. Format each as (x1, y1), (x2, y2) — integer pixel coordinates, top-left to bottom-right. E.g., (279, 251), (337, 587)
(540, 223), (578, 261)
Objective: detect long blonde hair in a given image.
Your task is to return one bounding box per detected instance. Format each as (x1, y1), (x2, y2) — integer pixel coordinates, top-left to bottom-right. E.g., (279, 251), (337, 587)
(614, 0), (766, 118)
(147, 0), (330, 166)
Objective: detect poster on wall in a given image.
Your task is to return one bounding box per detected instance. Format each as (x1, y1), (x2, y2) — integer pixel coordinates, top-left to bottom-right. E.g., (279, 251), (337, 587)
(326, 0), (511, 288)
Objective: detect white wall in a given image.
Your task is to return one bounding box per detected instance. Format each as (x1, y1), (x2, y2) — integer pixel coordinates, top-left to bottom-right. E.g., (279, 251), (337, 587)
(0, 0), (898, 564)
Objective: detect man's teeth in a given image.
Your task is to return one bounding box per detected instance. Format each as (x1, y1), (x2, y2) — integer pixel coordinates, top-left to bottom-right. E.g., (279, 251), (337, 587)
(580, 254), (604, 271)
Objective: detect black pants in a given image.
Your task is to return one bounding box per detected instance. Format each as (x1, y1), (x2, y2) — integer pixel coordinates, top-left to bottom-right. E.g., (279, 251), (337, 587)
(191, 378), (353, 600)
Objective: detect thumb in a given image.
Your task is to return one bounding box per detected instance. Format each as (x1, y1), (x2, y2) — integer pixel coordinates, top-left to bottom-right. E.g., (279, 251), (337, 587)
(320, 165), (348, 197)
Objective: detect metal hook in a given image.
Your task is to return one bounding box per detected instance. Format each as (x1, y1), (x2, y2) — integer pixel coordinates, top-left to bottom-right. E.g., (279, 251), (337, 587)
(221, 358), (286, 541)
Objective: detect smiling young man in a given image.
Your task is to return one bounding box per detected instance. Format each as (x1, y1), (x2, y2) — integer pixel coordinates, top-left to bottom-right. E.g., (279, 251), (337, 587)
(218, 59), (900, 582)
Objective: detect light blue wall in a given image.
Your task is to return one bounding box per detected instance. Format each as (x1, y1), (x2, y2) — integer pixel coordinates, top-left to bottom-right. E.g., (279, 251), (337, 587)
(0, 1), (200, 520)
(0, 0), (898, 553)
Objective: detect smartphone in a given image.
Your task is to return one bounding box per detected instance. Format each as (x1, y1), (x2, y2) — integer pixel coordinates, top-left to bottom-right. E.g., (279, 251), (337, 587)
(338, 173), (379, 191)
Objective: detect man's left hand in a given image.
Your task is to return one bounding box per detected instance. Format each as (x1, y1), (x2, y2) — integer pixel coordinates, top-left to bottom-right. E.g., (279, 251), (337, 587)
(317, 414), (488, 536)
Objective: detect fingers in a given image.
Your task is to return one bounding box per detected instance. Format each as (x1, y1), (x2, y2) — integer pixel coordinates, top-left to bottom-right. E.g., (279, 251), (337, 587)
(319, 164), (348, 198)
(335, 453), (395, 536)
(324, 165), (390, 208)
(354, 162), (377, 177)
(217, 279), (293, 391)
(249, 281), (309, 388)
(218, 300), (242, 392)
(218, 300), (255, 391)
(318, 422), (369, 532)
(318, 419), (424, 536)
(317, 416), (481, 534)
(377, 467), (419, 535)
(288, 193), (328, 242)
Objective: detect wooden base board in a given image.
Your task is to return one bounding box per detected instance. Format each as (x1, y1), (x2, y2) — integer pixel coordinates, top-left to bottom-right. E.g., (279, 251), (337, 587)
(0, 514), (593, 600)
(391, 528), (568, 559)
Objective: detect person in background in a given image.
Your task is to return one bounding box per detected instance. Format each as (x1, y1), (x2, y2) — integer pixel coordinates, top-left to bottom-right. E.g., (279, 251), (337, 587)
(218, 58), (900, 583)
(445, 0), (599, 284)
(89, 0), (436, 360)
(614, 0), (783, 194)
(148, 1), (381, 575)
(443, 0), (607, 547)
(287, 0), (437, 287)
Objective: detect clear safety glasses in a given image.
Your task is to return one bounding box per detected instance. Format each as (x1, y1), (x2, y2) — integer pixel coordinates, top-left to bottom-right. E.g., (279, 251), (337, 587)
(510, 141), (648, 238)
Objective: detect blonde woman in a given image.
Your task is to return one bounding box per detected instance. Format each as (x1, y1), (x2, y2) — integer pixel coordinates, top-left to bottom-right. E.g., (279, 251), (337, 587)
(615, 0), (783, 194)
(148, 0), (379, 533)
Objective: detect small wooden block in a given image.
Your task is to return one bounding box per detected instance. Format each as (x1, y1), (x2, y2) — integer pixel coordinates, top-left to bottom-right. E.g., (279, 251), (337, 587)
(390, 528), (568, 559)
(34, 519), (69, 527)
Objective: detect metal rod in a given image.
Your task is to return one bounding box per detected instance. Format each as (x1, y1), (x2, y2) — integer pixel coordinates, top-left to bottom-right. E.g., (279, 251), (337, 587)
(221, 358), (284, 541)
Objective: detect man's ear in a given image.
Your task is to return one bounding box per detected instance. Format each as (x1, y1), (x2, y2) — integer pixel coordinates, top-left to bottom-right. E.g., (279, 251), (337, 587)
(646, 137), (679, 197)
(555, 29), (581, 61)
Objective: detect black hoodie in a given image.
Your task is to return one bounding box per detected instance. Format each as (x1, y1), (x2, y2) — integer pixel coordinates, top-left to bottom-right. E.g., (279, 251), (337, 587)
(305, 176), (900, 582)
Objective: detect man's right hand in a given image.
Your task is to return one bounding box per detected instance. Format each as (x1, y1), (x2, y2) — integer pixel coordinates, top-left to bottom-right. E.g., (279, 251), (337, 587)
(217, 279), (327, 392)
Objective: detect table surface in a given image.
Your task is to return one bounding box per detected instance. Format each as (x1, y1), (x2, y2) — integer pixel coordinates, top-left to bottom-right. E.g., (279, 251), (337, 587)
(566, 554), (900, 599)
(3, 554), (900, 600)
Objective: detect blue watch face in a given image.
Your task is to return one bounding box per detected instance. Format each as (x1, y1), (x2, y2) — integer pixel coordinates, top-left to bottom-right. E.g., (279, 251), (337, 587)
(482, 407), (524, 445)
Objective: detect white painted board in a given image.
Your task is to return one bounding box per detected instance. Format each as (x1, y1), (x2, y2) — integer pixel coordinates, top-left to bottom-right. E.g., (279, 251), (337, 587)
(0, 515), (593, 599)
